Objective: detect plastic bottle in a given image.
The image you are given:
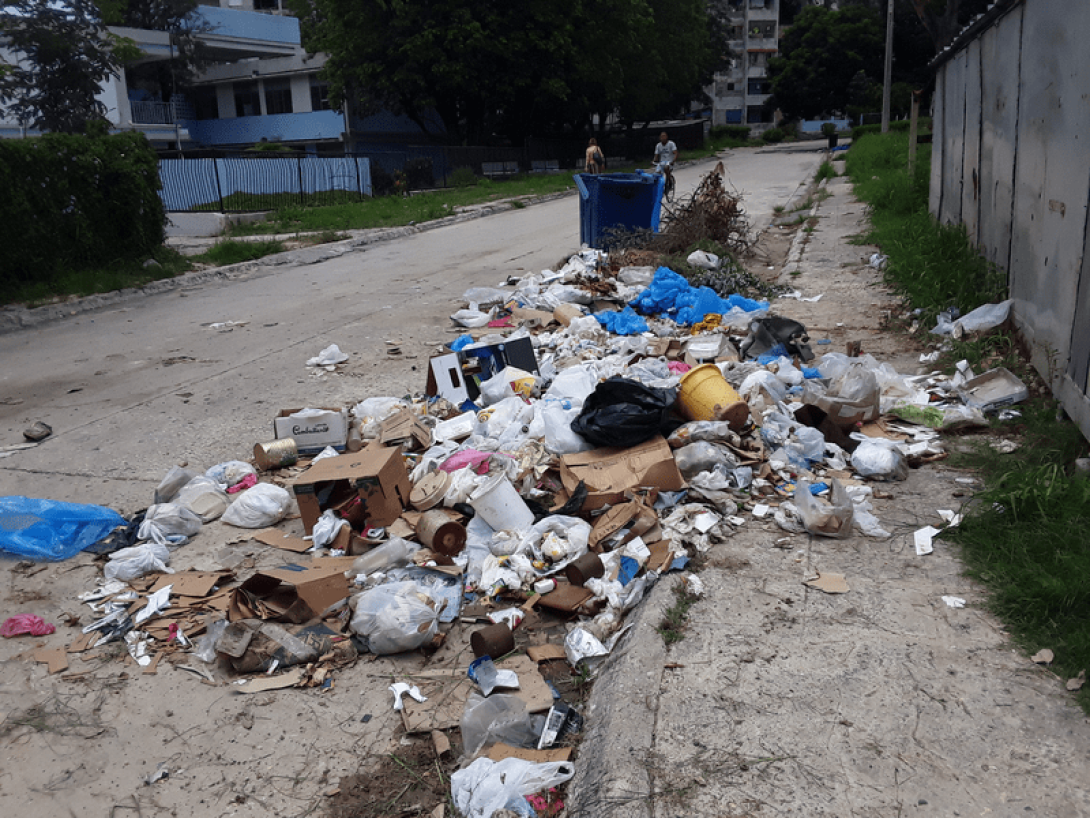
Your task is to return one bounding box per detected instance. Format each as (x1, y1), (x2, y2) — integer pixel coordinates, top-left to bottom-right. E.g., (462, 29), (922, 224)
(346, 537), (420, 577)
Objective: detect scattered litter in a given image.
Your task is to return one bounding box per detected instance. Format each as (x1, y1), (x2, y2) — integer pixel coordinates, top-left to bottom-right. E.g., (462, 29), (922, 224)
(389, 682), (428, 711)
(913, 526), (940, 556)
(804, 572), (849, 594)
(1031, 648), (1054, 665)
(306, 343), (349, 368)
(941, 596), (967, 608)
(2, 614), (56, 638)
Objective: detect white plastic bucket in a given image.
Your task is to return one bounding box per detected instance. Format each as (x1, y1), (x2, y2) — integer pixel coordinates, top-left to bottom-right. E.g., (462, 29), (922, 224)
(469, 474), (534, 532)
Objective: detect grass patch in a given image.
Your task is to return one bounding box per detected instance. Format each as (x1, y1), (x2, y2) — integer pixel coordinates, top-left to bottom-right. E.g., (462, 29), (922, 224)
(657, 581), (702, 645)
(194, 238), (285, 266)
(945, 398), (1090, 712)
(226, 173), (578, 236)
(815, 160), (837, 183)
(845, 132), (1006, 324)
(2, 245), (191, 307)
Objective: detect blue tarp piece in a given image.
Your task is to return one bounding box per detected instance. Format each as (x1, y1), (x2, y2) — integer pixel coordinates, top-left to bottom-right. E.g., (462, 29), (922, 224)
(617, 555), (640, 586)
(630, 267), (767, 326)
(802, 367), (822, 379)
(0, 496), (125, 562)
(756, 344), (789, 365)
(594, 306), (649, 336)
(451, 334), (475, 352)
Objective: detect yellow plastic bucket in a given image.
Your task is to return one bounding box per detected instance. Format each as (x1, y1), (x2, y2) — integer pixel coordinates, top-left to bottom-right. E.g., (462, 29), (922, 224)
(677, 364), (749, 430)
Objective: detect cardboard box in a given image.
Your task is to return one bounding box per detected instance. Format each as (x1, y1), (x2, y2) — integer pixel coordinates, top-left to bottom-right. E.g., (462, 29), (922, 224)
(273, 407), (349, 454)
(292, 444), (412, 534)
(229, 563), (351, 623)
(559, 435), (686, 510)
(426, 337), (539, 404)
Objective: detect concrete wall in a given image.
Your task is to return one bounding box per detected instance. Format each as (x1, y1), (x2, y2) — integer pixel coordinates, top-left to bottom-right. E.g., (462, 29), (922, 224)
(931, 0), (1090, 440)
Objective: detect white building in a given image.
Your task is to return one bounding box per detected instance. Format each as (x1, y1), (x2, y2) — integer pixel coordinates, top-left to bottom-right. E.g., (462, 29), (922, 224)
(707, 0), (780, 130)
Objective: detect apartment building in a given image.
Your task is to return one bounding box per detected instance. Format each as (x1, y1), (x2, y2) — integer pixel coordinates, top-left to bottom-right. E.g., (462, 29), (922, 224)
(708, 0), (780, 130)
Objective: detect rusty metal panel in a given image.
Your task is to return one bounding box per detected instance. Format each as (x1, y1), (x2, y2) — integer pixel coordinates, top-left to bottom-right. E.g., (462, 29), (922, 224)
(977, 12), (1022, 272)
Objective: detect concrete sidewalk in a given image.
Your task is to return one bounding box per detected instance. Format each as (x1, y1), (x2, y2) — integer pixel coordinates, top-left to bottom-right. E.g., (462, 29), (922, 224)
(568, 176), (1090, 817)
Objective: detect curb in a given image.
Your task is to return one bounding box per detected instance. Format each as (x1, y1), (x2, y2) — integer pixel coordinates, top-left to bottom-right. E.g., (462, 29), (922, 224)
(565, 574), (679, 818)
(0, 189), (578, 337)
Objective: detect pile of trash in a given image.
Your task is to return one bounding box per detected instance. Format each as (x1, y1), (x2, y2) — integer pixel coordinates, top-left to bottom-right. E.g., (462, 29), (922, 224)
(0, 245), (1028, 816)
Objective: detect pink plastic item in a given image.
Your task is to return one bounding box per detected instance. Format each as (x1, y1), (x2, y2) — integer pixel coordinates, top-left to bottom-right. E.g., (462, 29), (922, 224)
(668, 361), (692, 374)
(439, 449), (513, 476)
(1, 614), (56, 638)
(226, 473), (258, 494)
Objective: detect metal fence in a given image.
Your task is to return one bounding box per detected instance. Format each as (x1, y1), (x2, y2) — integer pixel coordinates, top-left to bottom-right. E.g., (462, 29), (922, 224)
(159, 154), (373, 212)
(930, 0), (1090, 440)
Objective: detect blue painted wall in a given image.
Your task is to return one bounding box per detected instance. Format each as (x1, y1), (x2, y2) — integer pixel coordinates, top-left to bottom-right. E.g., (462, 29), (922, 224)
(191, 6), (301, 45)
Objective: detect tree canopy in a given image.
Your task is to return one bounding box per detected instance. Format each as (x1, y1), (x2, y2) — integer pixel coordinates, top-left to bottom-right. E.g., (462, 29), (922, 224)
(767, 4), (884, 120)
(289, 0), (722, 144)
(0, 0), (136, 133)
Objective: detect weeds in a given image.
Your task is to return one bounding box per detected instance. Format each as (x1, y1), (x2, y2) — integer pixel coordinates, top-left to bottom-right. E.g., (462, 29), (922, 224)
(657, 582), (701, 645)
(845, 132), (1006, 324)
(815, 160), (837, 183)
(194, 239), (285, 266)
(946, 397), (1090, 713)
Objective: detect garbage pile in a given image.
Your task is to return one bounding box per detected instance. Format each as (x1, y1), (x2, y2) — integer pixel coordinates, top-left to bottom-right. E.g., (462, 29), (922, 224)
(1, 243), (1028, 816)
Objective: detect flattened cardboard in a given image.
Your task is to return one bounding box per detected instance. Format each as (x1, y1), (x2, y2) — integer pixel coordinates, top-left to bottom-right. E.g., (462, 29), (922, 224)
(486, 743), (572, 763)
(292, 444), (411, 534)
(253, 528), (313, 554)
(34, 646), (69, 674)
(535, 584), (595, 614)
(645, 539), (674, 573)
(400, 654), (553, 733)
(804, 571), (849, 594)
(150, 571), (233, 598)
(511, 306), (557, 329)
(234, 666), (307, 694)
(560, 436), (686, 510)
(527, 644), (567, 663)
(230, 564), (350, 623)
(273, 407), (349, 454)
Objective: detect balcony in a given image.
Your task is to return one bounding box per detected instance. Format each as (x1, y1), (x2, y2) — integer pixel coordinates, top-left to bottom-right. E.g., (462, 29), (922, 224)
(190, 6), (301, 59)
(130, 100), (177, 125)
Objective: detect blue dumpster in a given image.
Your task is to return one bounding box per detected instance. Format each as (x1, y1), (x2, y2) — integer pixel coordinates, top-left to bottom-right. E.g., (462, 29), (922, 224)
(574, 171), (666, 249)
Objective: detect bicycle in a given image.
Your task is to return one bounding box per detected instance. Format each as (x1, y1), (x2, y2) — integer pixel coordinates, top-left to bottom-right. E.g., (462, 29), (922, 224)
(653, 161), (676, 202)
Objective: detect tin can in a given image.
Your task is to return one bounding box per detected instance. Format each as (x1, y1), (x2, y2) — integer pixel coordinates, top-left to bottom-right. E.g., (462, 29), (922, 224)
(253, 438), (298, 471)
(565, 552), (605, 586)
(470, 623), (515, 659)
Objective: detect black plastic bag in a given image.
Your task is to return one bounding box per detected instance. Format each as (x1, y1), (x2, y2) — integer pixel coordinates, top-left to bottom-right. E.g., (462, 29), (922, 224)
(571, 377), (678, 448)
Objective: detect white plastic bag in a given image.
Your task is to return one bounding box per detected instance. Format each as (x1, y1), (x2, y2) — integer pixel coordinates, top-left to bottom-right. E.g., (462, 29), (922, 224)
(687, 249), (720, 270)
(451, 304), (493, 328)
(175, 476), (229, 522)
(138, 502), (202, 545)
(154, 466), (196, 504)
(451, 756), (575, 818)
(545, 364), (599, 405)
(850, 434), (909, 481)
(221, 483), (291, 528)
(460, 692), (537, 757)
(349, 581), (440, 654)
(104, 541), (173, 582)
(795, 478), (854, 538)
(540, 400), (592, 455)
(306, 344), (348, 366)
(479, 366), (537, 406)
(312, 509), (348, 549)
(204, 460), (256, 490)
(521, 516), (591, 570)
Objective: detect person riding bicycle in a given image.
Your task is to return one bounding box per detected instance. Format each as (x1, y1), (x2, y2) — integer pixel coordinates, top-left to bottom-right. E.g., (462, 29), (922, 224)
(653, 131), (678, 187)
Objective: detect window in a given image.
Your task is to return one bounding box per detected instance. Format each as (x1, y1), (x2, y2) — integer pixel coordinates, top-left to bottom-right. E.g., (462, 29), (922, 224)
(264, 79), (293, 115)
(234, 81), (260, 117)
(310, 79), (331, 111)
(748, 78), (770, 95)
(747, 106), (773, 124)
(191, 86), (219, 120)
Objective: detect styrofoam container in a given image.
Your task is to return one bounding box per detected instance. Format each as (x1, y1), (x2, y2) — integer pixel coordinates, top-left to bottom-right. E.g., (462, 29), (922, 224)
(957, 367), (1028, 412)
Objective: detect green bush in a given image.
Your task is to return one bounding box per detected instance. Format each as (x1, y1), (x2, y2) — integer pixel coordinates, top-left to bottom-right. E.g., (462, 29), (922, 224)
(821, 122), (838, 136)
(0, 131), (166, 296)
(762, 128), (785, 144)
(450, 166), (478, 188)
(709, 124), (751, 142)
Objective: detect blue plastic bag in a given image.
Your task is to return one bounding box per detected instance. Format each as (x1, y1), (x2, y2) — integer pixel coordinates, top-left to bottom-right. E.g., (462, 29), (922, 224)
(594, 306), (648, 336)
(631, 267), (768, 326)
(0, 496), (125, 561)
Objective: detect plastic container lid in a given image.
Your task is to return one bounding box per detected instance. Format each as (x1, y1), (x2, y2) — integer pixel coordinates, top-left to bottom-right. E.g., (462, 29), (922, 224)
(410, 471), (450, 510)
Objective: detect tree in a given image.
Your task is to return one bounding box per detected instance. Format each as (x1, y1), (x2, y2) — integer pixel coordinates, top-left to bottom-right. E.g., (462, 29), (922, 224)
(909, 0), (993, 51)
(0, 0), (136, 133)
(767, 4), (884, 120)
(289, 0), (720, 144)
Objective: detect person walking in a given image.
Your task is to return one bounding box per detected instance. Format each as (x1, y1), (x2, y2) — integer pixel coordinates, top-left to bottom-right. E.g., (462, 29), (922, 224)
(585, 138), (605, 173)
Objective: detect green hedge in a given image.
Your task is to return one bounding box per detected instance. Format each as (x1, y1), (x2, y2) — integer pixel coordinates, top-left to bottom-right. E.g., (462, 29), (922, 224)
(709, 124), (751, 142)
(0, 131), (166, 291)
(851, 118), (931, 143)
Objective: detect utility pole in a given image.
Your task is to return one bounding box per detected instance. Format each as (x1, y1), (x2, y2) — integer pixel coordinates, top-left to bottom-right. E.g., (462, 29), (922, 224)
(881, 0), (894, 133)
